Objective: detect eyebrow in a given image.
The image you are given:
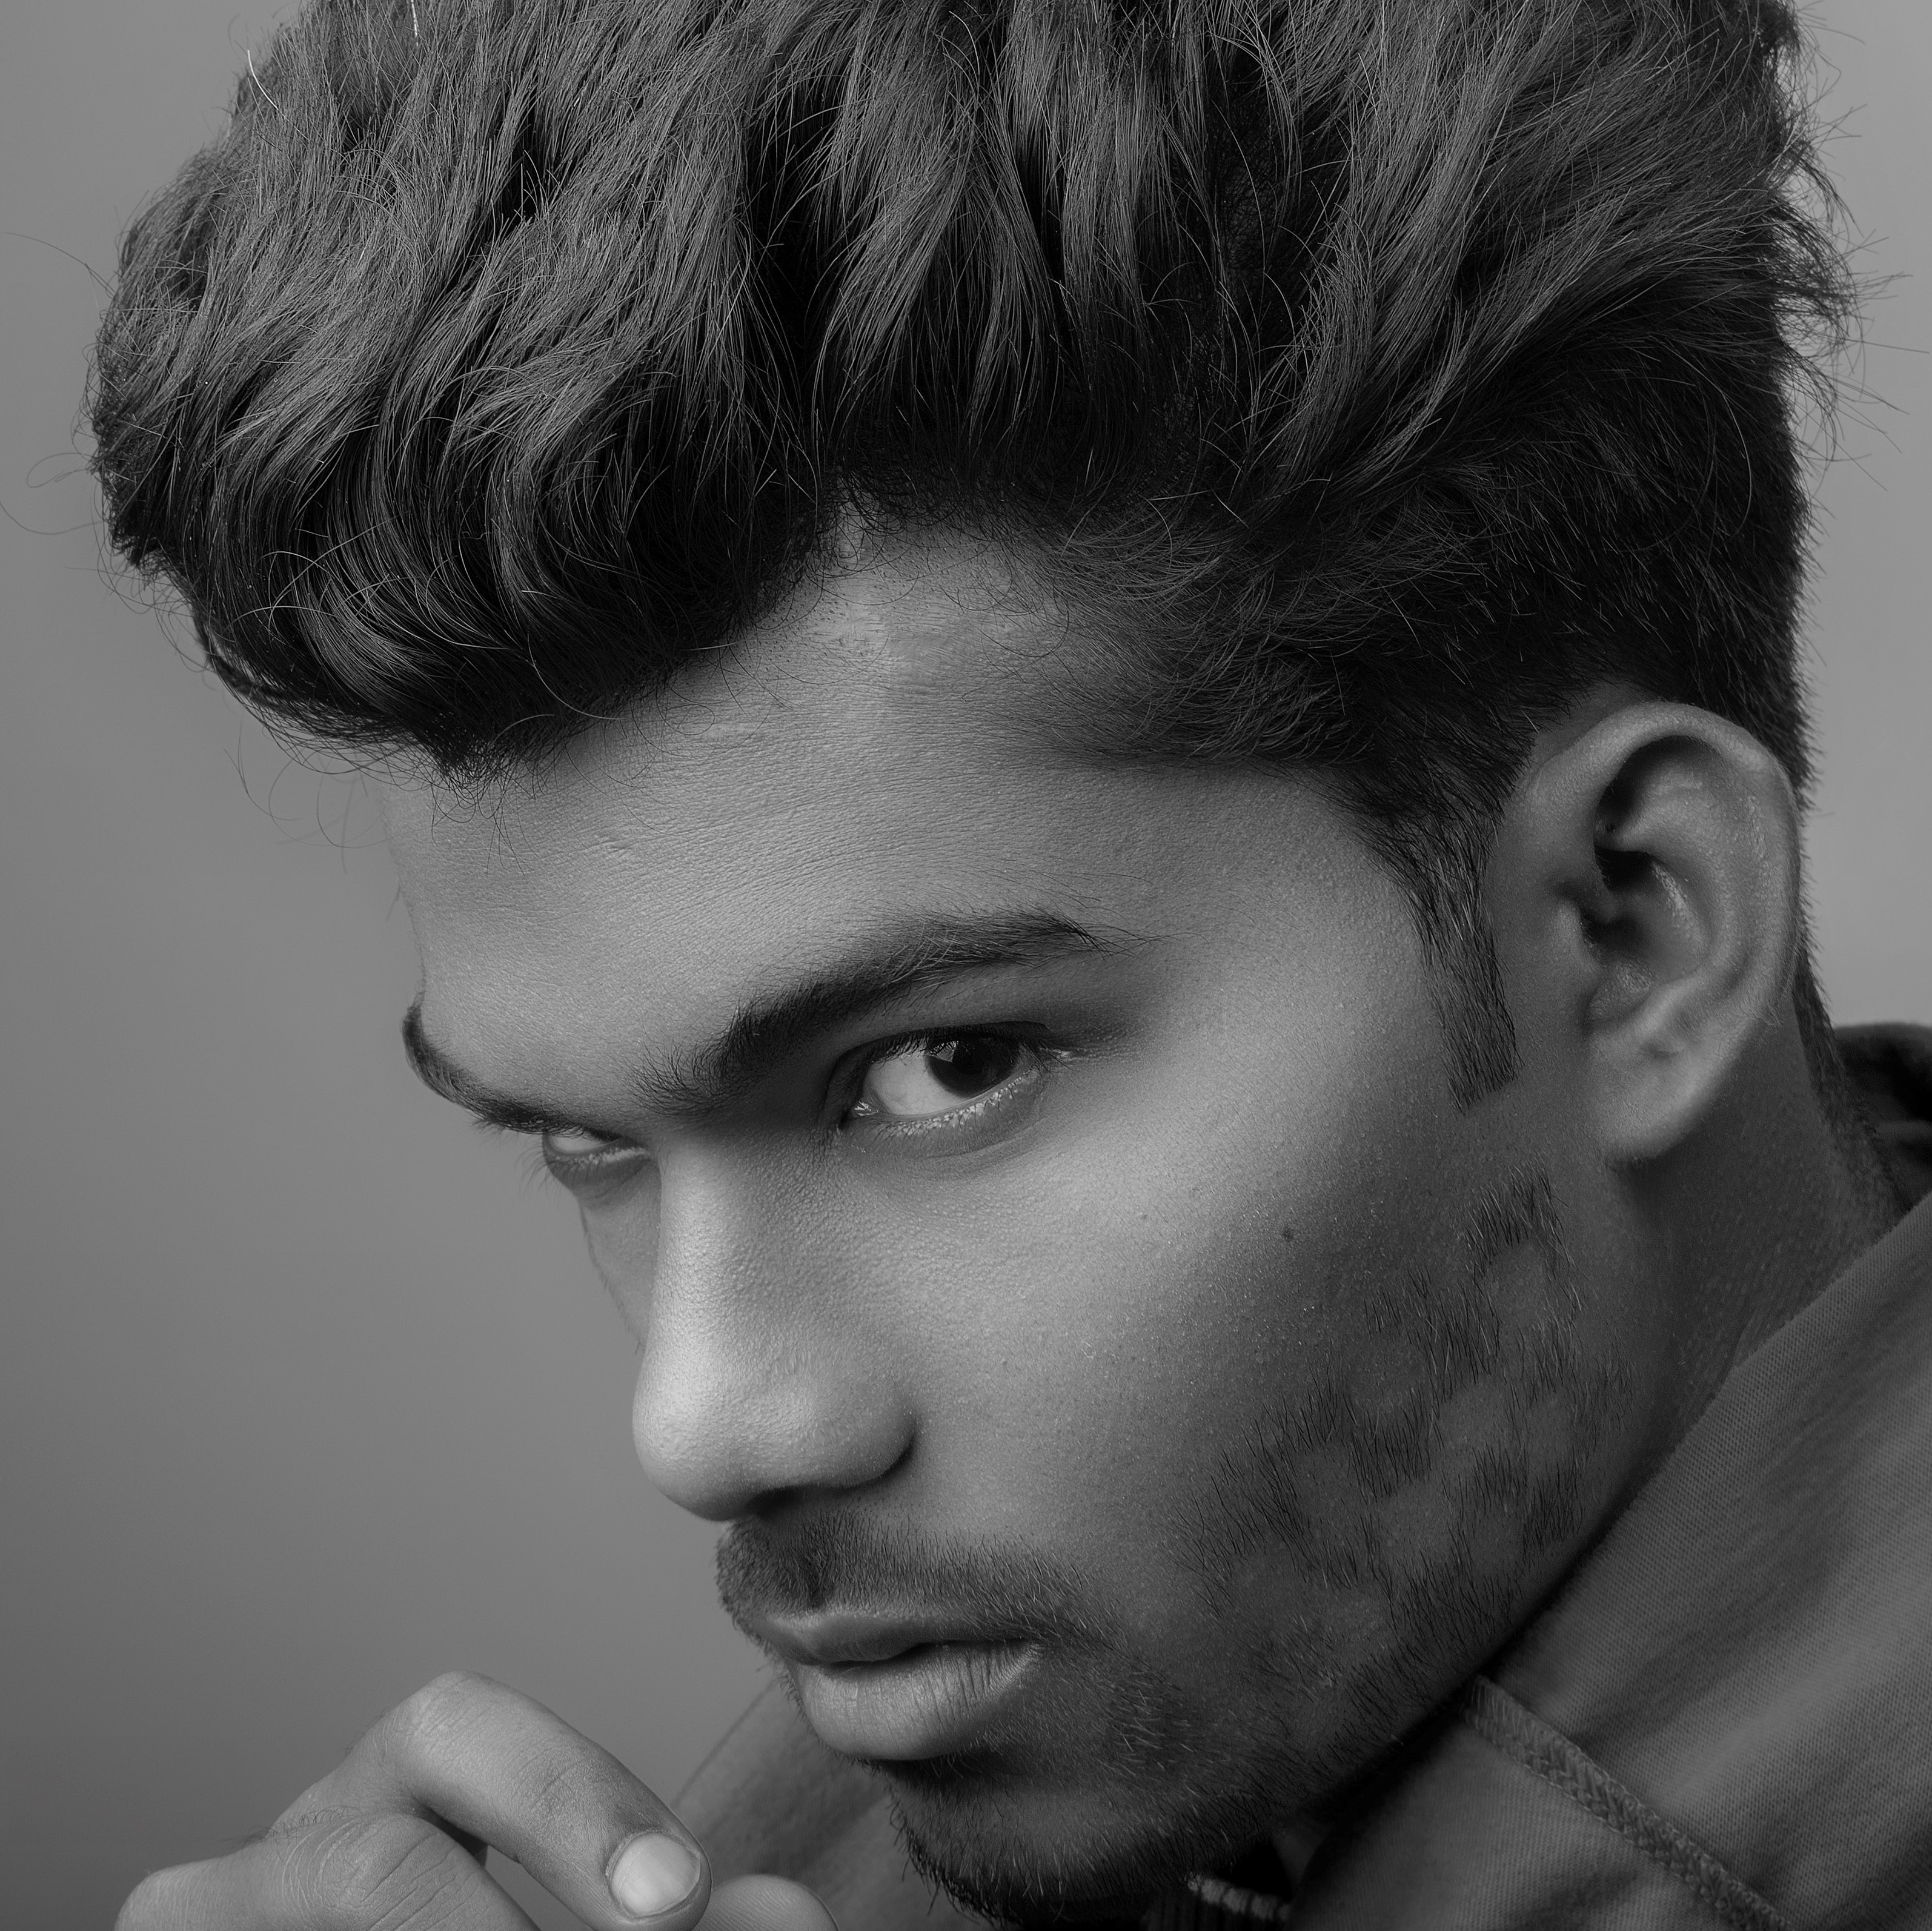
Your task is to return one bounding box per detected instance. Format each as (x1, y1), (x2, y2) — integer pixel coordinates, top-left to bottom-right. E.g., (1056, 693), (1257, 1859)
(401, 909), (1144, 1133)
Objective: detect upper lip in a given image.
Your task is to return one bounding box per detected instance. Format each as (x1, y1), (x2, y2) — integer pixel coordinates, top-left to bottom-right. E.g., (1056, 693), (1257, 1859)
(744, 1609), (1023, 1669)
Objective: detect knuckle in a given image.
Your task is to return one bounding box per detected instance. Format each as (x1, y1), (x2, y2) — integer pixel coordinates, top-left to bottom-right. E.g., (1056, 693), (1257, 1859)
(385, 1669), (494, 1760)
(115, 1866), (190, 1931)
(304, 1812), (482, 1930)
(499, 1714), (645, 1842)
(510, 1750), (574, 1835)
(524, 1743), (595, 1817)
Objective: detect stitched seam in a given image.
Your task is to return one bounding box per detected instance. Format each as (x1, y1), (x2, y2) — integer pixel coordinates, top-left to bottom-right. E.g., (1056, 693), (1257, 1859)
(1459, 1679), (1790, 1931)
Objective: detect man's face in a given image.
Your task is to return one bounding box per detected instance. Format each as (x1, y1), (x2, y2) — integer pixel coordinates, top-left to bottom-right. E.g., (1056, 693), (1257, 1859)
(384, 533), (1669, 1915)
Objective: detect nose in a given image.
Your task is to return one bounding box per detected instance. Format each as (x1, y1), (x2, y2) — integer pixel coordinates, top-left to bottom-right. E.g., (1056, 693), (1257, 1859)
(625, 1162), (914, 1522)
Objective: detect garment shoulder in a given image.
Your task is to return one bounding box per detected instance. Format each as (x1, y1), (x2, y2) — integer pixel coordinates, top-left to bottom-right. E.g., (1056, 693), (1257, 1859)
(1292, 1681), (1787, 1930)
(675, 1680), (985, 1931)
(1492, 1193), (1932, 1926)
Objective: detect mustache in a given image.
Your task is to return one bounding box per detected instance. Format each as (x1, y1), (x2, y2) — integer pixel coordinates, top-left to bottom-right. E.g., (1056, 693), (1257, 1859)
(714, 1510), (1110, 1650)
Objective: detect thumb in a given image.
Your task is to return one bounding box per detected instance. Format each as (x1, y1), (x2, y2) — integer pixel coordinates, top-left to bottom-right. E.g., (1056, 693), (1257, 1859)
(703, 1874), (840, 1931)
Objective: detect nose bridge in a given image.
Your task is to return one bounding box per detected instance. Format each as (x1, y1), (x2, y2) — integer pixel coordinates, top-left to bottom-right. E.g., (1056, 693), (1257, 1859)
(629, 1152), (911, 1520)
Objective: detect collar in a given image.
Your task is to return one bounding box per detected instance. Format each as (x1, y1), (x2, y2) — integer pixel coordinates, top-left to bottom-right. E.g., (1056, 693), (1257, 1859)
(1837, 1021), (1932, 1205)
(1476, 1182), (1932, 1919)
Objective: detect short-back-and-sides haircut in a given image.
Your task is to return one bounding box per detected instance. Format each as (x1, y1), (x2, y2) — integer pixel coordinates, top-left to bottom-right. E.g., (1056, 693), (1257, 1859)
(91, 0), (1855, 1105)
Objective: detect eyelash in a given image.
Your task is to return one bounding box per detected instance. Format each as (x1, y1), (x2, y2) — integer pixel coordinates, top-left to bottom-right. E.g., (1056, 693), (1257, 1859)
(838, 1025), (1060, 1136)
(500, 1024), (1063, 1182)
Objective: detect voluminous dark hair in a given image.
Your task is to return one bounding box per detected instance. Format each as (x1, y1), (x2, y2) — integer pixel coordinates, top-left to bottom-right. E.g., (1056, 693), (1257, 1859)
(90, 0), (1854, 1101)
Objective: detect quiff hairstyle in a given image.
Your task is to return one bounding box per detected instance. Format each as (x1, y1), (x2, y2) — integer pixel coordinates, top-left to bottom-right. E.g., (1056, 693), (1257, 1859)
(91, 0), (1854, 1103)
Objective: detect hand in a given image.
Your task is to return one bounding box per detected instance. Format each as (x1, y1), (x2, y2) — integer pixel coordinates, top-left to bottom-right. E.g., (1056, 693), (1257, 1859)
(115, 1671), (839, 1931)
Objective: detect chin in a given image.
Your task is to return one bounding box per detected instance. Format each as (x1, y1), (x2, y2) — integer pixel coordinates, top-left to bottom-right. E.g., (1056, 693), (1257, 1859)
(868, 1749), (1286, 1927)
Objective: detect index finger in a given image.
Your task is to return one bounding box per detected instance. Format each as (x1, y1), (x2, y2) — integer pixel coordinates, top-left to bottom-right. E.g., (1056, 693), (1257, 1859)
(287, 1671), (712, 1931)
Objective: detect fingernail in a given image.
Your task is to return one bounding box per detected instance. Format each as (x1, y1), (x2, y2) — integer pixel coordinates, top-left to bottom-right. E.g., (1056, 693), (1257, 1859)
(609, 1832), (703, 1920)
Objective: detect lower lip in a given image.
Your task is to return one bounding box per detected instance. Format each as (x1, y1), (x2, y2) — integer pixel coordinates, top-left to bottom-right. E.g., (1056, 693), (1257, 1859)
(791, 1640), (1038, 1759)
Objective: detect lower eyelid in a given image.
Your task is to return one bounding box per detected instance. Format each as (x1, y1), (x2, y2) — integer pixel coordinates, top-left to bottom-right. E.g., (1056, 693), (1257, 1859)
(862, 1050), (1054, 1139)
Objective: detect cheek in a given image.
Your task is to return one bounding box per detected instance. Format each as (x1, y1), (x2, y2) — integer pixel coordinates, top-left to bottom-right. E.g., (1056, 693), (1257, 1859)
(577, 1172), (663, 1339)
(865, 979), (1473, 1597)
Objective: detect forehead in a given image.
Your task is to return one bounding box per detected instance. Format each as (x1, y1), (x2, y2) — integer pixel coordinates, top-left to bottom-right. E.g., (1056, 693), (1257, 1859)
(379, 531), (1330, 1094)
(385, 532), (1094, 922)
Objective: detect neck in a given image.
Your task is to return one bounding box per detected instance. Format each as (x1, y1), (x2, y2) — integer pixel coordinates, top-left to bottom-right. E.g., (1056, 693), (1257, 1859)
(1647, 1000), (1899, 1449)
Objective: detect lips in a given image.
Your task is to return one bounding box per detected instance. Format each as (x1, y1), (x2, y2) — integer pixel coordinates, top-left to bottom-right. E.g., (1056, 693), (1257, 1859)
(746, 1611), (1040, 1758)
(791, 1639), (1037, 1758)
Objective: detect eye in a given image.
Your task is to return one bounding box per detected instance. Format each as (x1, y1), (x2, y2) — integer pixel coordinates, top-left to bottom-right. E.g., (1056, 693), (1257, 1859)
(537, 1122), (642, 1182)
(850, 1033), (1034, 1123)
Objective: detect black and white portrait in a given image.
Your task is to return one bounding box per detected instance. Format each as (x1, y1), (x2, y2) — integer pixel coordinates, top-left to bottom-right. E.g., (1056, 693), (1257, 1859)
(5, 2), (1929, 1926)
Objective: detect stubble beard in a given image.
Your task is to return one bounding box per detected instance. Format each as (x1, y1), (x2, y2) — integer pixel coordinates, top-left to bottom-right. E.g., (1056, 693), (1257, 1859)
(716, 1164), (1628, 1924)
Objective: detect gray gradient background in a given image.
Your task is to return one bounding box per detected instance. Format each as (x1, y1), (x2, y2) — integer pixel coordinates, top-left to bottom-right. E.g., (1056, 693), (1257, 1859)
(3, 3), (1927, 1923)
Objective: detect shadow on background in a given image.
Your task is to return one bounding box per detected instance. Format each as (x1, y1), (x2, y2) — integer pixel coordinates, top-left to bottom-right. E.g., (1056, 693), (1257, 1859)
(2, 2), (1926, 1924)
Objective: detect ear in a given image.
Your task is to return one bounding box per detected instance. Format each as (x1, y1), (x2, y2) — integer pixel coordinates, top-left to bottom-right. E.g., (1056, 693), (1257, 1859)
(1489, 700), (1802, 1162)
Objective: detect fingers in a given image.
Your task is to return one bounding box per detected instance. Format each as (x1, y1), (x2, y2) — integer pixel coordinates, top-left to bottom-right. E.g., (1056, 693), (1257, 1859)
(119, 1671), (714, 1931)
(117, 1810), (537, 1931)
(286, 1671), (712, 1931)
(705, 1875), (842, 1931)
(121, 1845), (843, 1931)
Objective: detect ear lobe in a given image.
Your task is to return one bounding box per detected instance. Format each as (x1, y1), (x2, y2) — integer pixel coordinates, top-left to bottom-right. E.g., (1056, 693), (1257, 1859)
(1509, 701), (1801, 1163)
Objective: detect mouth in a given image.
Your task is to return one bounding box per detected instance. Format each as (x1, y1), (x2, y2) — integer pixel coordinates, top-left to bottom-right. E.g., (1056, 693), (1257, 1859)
(747, 1612), (1040, 1758)
(789, 1639), (1038, 1759)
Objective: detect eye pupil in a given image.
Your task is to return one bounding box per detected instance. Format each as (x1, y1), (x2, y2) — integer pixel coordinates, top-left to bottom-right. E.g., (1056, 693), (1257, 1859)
(926, 1035), (1021, 1096)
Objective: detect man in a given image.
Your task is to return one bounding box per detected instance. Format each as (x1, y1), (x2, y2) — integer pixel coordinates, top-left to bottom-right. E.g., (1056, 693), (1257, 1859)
(95, 0), (1931, 1926)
